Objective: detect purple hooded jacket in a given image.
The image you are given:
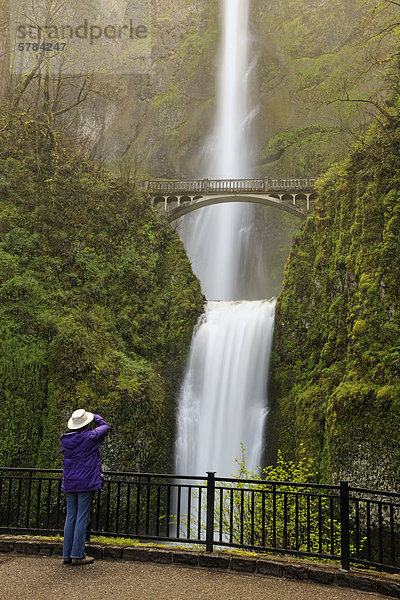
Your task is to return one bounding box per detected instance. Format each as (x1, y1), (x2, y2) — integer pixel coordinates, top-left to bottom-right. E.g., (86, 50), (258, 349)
(61, 414), (110, 492)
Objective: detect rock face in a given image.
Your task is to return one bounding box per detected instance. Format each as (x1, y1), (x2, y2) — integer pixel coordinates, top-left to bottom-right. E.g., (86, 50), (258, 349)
(270, 102), (400, 489)
(250, 0), (392, 177)
(74, 0), (218, 178)
(2, 0), (390, 181)
(63, 0), (388, 180)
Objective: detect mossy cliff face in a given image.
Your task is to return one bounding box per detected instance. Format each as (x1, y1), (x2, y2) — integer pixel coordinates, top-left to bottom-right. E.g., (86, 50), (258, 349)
(0, 114), (204, 471)
(0, 0), (218, 178)
(270, 100), (400, 489)
(252, 0), (392, 178)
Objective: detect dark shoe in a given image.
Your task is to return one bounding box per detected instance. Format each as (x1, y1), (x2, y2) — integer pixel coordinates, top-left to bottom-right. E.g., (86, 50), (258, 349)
(63, 558), (72, 565)
(71, 556), (95, 566)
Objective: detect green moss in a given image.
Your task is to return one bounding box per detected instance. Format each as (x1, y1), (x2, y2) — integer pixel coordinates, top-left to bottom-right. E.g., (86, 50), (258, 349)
(0, 111), (205, 471)
(252, 0), (393, 177)
(352, 320), (367, 336)
(271, 95), (400, 487)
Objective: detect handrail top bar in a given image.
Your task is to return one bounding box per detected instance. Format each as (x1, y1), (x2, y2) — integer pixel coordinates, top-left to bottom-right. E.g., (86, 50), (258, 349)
(0, 467), (334, 485)
(215, 477), (339, 489)
(1, 467), (398, 497)
(349, 486), (400, 498)
(352, 498), (400, 509)
(144, 177), (317, 182)
(0, 467), (204, 481)
(0, 472), (339, 492)
(0, 467), (63, 473)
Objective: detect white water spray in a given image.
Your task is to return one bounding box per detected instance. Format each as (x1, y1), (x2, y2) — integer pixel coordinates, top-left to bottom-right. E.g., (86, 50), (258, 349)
(175, 0), (275, 478)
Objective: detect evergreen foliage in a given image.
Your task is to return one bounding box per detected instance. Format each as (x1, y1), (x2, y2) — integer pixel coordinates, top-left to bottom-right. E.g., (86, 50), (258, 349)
(0, 111), (204, 471)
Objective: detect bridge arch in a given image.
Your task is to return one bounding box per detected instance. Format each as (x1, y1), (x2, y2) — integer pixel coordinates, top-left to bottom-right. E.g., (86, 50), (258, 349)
(144, 178), (318, 222)
(164, 193), (314, 222)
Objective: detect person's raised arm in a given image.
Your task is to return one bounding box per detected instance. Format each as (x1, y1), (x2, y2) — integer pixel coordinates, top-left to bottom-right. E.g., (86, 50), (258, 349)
(88, 414), (110, 440)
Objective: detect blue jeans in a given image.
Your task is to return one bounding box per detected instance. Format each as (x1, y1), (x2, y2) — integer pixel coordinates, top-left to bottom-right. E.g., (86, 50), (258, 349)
(62, 491), (94, 559)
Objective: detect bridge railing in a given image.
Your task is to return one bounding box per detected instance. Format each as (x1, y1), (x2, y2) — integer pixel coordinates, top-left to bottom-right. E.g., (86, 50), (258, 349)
(145, 180), (206, 194)
(269, 178), (317, 190)
(206, 179), (265, 193)
(1, 467), (398, 573)
(143, 178), (317, 195)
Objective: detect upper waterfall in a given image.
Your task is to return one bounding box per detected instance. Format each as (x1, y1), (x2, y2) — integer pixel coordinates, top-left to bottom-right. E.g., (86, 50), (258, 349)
(180, 0), (255, 301)
(210, 0), (252, 179)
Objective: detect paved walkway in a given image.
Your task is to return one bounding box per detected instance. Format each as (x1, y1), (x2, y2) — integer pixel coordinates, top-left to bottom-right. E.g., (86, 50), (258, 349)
(0, 555), (384, 600)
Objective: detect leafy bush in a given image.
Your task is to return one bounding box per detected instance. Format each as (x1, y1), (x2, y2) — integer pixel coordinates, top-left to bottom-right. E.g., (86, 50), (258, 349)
(213, 444), (342, 556)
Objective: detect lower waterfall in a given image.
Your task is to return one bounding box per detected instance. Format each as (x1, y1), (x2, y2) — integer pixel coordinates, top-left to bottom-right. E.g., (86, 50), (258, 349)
(175, 299), (276, 477)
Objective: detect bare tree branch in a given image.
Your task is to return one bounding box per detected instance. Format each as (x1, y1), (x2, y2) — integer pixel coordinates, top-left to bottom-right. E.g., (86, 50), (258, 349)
(12, 52), (46, 107)
(327, 96), (393, 121)
(53, 74), (104, 117)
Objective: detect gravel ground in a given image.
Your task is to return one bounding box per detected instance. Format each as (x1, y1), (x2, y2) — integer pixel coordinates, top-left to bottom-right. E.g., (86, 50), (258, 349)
(0, 555), (385, 600)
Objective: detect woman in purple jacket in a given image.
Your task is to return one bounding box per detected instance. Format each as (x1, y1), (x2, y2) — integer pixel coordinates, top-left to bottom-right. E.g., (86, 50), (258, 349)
(61, 409), (110, 565)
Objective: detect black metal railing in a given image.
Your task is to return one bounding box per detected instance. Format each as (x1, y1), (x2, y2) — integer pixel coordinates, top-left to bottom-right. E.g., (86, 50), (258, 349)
(0, 467), (399, 573)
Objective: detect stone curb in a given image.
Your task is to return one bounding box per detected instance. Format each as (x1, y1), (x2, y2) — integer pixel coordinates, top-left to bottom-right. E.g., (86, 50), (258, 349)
(1, 537), (400, 598)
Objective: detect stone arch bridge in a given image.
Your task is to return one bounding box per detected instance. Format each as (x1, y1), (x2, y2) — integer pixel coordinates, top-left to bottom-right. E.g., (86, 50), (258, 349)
(143, 177), (318, 222)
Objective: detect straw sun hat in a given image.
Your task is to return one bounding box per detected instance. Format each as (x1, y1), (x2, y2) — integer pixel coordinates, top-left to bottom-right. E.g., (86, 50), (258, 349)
(68, 408), (94, 430)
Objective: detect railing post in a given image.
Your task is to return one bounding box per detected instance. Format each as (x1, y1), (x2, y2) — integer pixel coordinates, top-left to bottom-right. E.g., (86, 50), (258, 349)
(25, 471), (33, 529)
(206, 471), (216, 553)
(263, 177), (269, 191)
(203, 179), (209, 193)
(340, 481), (350, 570)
